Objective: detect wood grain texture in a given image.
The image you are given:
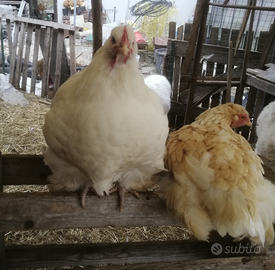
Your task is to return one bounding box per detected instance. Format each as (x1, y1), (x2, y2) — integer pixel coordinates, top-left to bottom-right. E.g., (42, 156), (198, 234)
(66, 255), (275, 270)
(0, 191), (178, 231)
(5, 240), (211, 269)
(5, 240), (275, 269)
(2, 155), (51, 185)
(168, 40), (261, 68)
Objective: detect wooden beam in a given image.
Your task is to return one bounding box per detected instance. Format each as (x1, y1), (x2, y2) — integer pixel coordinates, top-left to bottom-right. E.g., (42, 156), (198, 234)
(2, 155), (51, 185)
(235, 0), (256, 104)
(226, 41), (233, 102)
(0, 14), (77, 31)
(0, 153), (7, 270)
(54, 255), (275, 270)
(181, 0), (205, 77)
(14, 22), (25, 89)
(0, 192), (178, 231)
(245, 74), (275, 96)
(168, 40), (261, 70)
(209, 2), (275, 11)
(184, 0), (210, 124)
(92, 0), (103, 56)
(41, 27), (53, 98)
(30, 25), (41, 93)
(21, 24), (33, 92)
(5, 240), (275, 269)
(5, 240), (210, 269)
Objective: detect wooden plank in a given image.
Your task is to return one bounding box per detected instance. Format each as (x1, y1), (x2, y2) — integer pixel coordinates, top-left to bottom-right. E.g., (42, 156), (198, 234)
(257, 30), (269, 52)
(14, 22), (25, 89)
(21, 23), (33, 92)
(206, 27), (219, 77)
(169, 25), (183, 128)
(173, 40), (261, 69)
(54, 255), (275, 270)
(92, 0), (102, 56)
(30, 25), (41, 93)
(0, 192), (178, 231)
(53, 29), (64, 92)
(181, 0), (205, 76)
(170, 101), (206, 120)
(235, 0), (256, 105)
(5, 240), (212, 269)
(41, 27), (53, 98)
(0, 14), (77, 31)
(40, 28), (71, 92)
(0, 153), (7, 270)
(234, 0), (252, 56)
(184, 0), (210, 125)
(226, 41), (233, 103)
(2, 155), (51, 185)
(6, 19), (12, 58)
(230, 29), (240, 49)
(245, 74), (275, 96)
(69, 30), (76, 76)
(9, 21), (19, 85)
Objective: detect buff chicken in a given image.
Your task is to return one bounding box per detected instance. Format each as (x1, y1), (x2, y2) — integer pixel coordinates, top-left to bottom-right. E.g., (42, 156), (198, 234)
(159, 103), (275, 246)
(42, 24), (169, 211)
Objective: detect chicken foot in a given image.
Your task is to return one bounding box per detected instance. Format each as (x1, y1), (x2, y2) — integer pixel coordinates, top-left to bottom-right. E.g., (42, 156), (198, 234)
(80, 184), (100, 208)
(109, 183), (140, 212)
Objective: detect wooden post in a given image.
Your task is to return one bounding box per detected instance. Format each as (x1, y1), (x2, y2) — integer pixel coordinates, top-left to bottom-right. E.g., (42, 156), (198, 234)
(92, 0), (102, 56)
(244, 20), (275, 141)
(226, 41), (233, 102)
(30, 25), (41, 93)
(184, 0), (210, 125)
(181, 0), (206, 82)
(41, 27), (53, 98)
(0, 152), (6, 270)
(234, 0), (256, 105)
(53, 29), (64, 93)
(22, 24), (33, 92)
(234, 0), (253, 56)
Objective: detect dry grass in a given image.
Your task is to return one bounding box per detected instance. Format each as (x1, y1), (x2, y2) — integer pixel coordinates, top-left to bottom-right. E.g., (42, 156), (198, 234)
(0, 92), (190, 248)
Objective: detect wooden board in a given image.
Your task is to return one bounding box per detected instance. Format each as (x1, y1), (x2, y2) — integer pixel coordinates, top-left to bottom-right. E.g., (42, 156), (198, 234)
(247, 64), (275, 84)
(0, 191), (178, 231)
(5, 240), (210, 269)
(168, 40), (262, 69)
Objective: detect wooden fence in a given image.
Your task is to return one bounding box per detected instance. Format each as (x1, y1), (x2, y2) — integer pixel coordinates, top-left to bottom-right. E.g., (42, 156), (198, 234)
(165, 20), (275, 142)
(0, 14), (77, 98)
(1, 154), (275, 269)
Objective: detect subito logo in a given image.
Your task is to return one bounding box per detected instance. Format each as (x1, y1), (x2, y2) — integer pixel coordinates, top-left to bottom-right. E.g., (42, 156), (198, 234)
(211, 243), (223, 255)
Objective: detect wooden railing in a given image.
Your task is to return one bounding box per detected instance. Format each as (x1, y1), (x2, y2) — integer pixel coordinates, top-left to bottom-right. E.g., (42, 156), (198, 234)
(0, 14), (77, 98)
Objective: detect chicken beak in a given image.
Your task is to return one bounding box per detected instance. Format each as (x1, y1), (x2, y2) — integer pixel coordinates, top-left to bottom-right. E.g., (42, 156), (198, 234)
(247, 120), (252, 127)
(122, 44), (128, 56)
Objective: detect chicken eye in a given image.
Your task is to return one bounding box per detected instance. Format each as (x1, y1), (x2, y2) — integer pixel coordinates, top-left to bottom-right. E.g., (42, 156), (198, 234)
(132, 42), (134, 45)
(111, 36), (116, 44)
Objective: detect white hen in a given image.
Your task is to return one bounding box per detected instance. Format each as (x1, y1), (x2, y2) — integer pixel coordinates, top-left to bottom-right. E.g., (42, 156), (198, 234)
(144, 74), (172, 114)
(43, 24), (169, 210)
(255, 100), (275, 171)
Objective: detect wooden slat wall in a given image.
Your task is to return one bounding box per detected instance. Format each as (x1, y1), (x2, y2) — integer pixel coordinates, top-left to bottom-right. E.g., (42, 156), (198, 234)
(167, 20), (275, 140)
(1, 154), (275, 269)
(0, 14), (77, 98)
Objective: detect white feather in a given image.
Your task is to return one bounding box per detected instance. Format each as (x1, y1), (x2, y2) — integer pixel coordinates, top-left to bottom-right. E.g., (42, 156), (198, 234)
(144, 74), (172, 114)
(43, 24), (169, 197)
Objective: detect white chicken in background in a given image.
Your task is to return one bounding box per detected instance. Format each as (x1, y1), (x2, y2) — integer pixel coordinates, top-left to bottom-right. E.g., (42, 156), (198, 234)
(255, 100), (275, 172)
(144, 74), (172, 114)
(43, 24), (169, 211)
